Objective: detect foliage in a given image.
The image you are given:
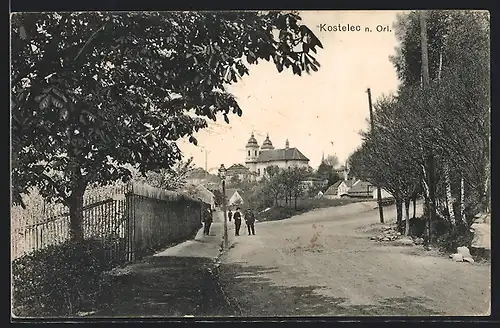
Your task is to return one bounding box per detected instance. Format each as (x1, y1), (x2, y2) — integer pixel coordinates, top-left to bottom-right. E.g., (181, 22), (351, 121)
(322, 154), (339, 168)
(251, 166), (313, 209)
(351, 10), (489, 240)
(282, 166), (311, 208)
(133, 157), (195, 191)
(228, 175), (242, 186)
(316, 162), (340, 187)
(213, 189), (225, 207)
(12, 239), (112, 317)
(11, 11), (323, 240)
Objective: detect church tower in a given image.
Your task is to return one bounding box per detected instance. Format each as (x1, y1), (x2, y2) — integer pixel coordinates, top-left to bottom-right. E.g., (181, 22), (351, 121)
(261, 133), (275, 151)
(245, 132), (260, 172)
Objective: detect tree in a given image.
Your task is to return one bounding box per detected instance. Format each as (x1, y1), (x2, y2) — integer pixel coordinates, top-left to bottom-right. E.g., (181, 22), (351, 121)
(213, 189), (226, 207)
(349, 93), (422, 235)
(388, 10), (490, 239)
(11, 11), (323, 241)
(288, 167), (309, 209)
(323, 154), (339, 168)
(184, 183), (201, 199)
(265, 174), (286, 206)
(316, 163), (340, 187)
(228, 175), (242, 186)
(134, 157), (195, 191)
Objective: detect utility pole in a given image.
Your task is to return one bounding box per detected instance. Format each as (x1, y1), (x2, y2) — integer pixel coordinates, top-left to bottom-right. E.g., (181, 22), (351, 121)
(218, 164), (228, 250)
(367, 87), (384, 224)
(420, 10), (436, 244)
(205, 149), (208, 172)
(201, 147), (210, 179)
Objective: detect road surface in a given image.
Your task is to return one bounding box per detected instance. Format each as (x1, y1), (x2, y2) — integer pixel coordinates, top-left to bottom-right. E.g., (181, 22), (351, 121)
(217, 201), (490, 316)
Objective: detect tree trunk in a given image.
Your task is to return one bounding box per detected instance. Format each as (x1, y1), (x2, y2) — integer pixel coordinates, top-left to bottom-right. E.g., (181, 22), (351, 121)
(444, 163), (455, 226)
(484, 161), (490, 213)
(420, 11), (430, 86)
(68, 184), (86, 242)
(421, 164), (431, 241)
(426, 156), (437, 242)
(396, 197), (403, 233)
(460, 176), (467, 225)
(412, 194), (417, 219)
(377, 187), (384, 223)
(404, 198), (411, 236)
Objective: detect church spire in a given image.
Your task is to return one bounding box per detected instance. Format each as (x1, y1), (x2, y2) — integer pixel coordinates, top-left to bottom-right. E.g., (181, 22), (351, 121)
(285, 139), (289, 149)
(321, 151), (325, 164)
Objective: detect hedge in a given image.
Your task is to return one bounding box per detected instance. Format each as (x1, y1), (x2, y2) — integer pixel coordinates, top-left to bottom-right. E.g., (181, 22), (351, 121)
(12, 239), (113, 317)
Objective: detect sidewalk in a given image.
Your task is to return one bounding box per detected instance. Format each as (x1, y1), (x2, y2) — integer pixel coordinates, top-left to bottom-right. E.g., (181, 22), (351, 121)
(153, 210), (234, 260)
(89, 210), (237, 318)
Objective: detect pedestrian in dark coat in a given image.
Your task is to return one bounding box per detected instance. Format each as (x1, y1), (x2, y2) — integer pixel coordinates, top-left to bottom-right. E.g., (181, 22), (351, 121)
(233, 207), (242, 236)
(228, 210), (233, 222)
(203, 208), (213, 235)
(245, 208), (256, 235)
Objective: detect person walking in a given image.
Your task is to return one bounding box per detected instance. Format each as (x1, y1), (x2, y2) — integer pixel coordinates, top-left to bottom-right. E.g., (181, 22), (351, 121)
(233, 207), (242, 236)
(203, 208), (213, 235)
(245, 208), (256, 236)
(228, 209), (233, 222)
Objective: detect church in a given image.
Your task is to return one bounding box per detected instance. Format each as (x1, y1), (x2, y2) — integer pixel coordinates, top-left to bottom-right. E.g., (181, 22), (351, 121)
(244, 132), (310, 179)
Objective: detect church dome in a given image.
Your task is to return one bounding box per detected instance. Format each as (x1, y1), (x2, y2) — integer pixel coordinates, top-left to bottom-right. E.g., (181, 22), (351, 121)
(246, 132), (259, 148)
(261, 134), (274, 150)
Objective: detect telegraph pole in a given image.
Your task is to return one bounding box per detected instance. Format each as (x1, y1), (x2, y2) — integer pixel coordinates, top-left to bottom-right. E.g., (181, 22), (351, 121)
(367, 87), (384, 224)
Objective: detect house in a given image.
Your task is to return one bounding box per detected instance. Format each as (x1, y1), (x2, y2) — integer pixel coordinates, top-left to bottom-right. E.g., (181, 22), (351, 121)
(226, 188), (246, 208)
(183, 183), (216, 209)
(226, 163), (258, 182)
(347, 180), (375, 198)
(185, 167), (221, 190)
(244, 133), (310, 179)
(301, 176), (328, 188)
(323, 178), (368, 199)
(371, 188), (393, 199)
(323, 180), (342, 199)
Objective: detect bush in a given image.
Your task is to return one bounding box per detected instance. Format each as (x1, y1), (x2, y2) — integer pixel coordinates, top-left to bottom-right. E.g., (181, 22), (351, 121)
(436, 223), (474, 253)
(12, 239), (113, 317)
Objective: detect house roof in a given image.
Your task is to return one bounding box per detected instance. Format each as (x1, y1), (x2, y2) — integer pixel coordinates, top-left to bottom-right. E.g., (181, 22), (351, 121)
(342, 179), (357, 188)
(186, 168), (221, 183)
(348, 180), (374, 196)
(324, 180), (343, 195)
(257, 147), (309, 163)
(187, 168), (209, 179)
(302, 176), (327, 183)
(226, 188), (250, 206)
(183, 183), (214, 204)
(226, 188), (244, 198)
(227, 164), (253, 174)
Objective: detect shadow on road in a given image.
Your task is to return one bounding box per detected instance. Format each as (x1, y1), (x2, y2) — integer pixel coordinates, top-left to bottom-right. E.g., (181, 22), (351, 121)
(216, 263), (441, 317)
(91, 256), (236, 318)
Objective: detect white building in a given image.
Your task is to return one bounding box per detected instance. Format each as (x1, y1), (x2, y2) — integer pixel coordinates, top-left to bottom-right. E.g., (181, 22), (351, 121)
(226, 189), (246, 207)
(244, 133), (310, 179)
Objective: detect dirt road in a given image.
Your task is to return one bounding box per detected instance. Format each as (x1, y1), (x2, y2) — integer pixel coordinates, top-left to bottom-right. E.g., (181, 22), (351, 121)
(217, 202), (490, 316)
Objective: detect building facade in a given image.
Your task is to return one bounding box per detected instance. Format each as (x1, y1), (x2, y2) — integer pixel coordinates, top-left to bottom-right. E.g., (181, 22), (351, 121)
(244, 133), (310, 179)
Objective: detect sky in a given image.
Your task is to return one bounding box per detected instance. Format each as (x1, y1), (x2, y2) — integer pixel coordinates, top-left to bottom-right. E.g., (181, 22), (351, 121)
(177, 10), (404, 174)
